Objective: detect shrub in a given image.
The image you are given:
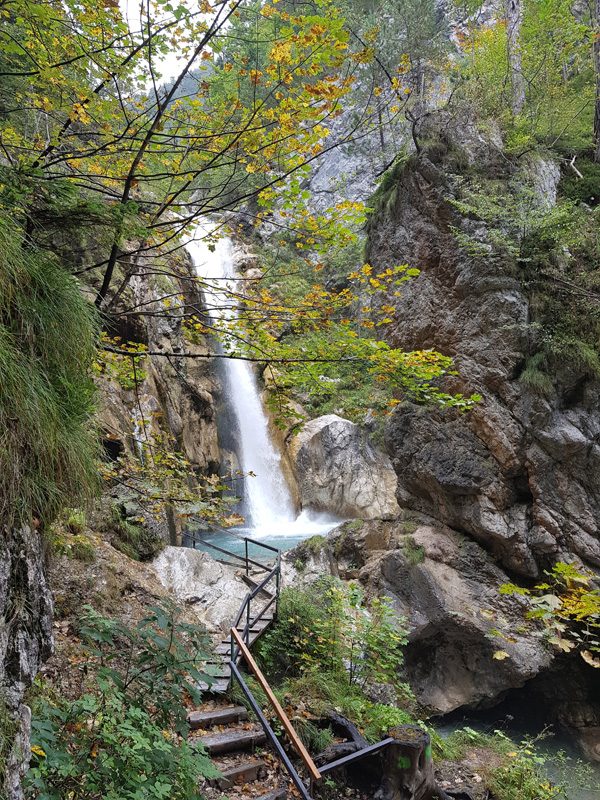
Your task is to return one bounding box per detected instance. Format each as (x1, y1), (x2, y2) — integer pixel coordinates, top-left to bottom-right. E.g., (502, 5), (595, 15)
(256, 577), (407, 691)
(276, 673), (414, 744)
(26, 605), (218, 799)
(64, 509), (86, 534)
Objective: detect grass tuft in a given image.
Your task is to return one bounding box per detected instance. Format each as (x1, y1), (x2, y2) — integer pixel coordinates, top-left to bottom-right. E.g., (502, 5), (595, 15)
(0, 215), (99, 528)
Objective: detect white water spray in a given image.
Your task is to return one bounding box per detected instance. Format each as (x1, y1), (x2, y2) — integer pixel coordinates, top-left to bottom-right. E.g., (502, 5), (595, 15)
(186, 223), (337, 539)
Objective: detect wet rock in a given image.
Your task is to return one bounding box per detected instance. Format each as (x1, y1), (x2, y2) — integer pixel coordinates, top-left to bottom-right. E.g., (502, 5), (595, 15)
(283, 518), (552, 715)
(289, 415), (400, 520)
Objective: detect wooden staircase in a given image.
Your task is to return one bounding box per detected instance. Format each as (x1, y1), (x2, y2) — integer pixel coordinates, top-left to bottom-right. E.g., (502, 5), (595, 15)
(185, 530), (440, 800)
(189, 702), (288, 799)
(186, 531), (317, 799)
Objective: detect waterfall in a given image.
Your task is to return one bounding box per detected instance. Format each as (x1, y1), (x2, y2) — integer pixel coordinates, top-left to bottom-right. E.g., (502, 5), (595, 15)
(184, 224), (294, 535)
(185, 223), (339, 541)
(131, 407), (145, 464)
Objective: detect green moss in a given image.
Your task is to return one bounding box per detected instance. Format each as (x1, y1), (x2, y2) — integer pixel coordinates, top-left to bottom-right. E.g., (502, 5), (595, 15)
(47, 510), (95, 562)
(108, 505), (164, 561)
(292, 534), (327, 567)
(400, 518), (419, 536)
(401, 536), (425, 566)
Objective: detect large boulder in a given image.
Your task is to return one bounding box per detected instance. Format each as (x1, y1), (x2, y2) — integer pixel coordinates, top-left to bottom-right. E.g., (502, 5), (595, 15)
(376, 523), (552, 713)
(283, 518), (552, 715)
(152, 546), (248, 634)
(289, 414), (400, 520)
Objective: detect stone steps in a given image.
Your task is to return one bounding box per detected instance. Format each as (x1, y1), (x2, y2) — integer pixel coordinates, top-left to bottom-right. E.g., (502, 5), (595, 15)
(188, 705), (248, 730)
(198, 726), (268, 755)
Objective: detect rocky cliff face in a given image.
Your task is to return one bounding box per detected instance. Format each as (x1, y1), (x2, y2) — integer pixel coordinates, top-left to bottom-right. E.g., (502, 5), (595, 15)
(1, 526), (52, 799)
(280, 112), (600, 750)
(366, 114), (600, 580)
(96, 247), (224, 543)
(283, 517), (551, 713)
(283, 515), (600, 754)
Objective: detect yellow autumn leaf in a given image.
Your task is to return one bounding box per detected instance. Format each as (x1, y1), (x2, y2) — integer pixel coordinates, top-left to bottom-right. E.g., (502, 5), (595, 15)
(493, 650), (510, 660)
(581, 650), (600, 668)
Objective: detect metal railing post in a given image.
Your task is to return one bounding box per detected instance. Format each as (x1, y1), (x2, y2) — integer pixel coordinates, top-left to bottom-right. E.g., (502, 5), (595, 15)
(245, 600), (251, 645)
(275, 552), (281, 619)
(245, 538), (249, 575)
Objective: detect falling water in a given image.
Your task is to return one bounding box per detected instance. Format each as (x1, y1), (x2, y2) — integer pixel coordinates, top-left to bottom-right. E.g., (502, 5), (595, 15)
(186, 223), (338, 541)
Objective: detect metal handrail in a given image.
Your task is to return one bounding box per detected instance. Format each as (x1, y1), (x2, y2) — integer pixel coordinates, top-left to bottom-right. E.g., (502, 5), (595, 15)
(318, 737), (395, 774)
(185, 530), (276, 572)
(229, 662), (313, 800)
(230, 628), (322, 784)
(232, 563), (279, 649)
(188, 529), (316, 793)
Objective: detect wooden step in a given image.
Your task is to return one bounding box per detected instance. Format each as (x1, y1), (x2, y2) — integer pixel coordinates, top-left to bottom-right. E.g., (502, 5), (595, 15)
(204, 667), (231, 680)
(197, 726), (267, 755)
(209, 758), (267, 789)
(242, 574), (274, 597)
(198, 676), (231, 694)
(255, 788), (287, 800)
(188, 706), (248, 730)
(235, 618), (273, 636)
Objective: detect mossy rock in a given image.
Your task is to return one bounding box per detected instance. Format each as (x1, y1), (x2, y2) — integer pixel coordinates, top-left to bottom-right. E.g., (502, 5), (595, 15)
(293, 534), (328, 565)
(401, 536), (425, 566)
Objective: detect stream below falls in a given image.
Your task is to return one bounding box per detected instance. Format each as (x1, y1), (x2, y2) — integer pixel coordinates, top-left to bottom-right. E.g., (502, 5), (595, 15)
(436, 700), (600, 800)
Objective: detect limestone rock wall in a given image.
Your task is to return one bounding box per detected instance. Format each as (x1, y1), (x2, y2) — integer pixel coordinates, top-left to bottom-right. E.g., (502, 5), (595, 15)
(1, 526), (53, 799)
(283, 518), (551, 714)
(97, 248), (224, 543)
(366, 114), (600, 578)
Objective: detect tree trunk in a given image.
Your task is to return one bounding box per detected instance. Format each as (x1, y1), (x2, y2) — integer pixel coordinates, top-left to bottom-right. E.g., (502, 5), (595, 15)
(594, 0), (600, 161)
(379, 725), (439, 800)
(506, 0), (526, 116)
